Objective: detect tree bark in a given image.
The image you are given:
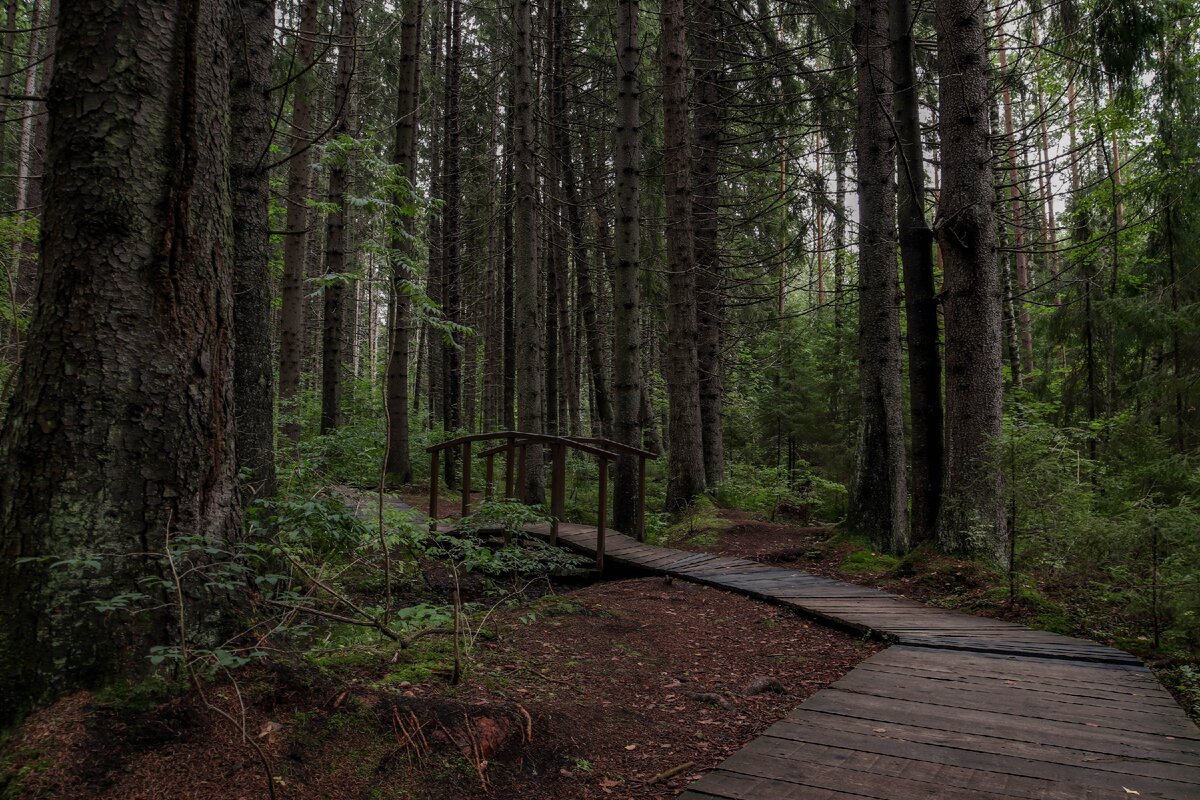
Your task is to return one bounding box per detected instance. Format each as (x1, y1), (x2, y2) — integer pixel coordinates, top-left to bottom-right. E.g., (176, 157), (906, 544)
(935, 0), (1005, 558)
(0, 0), (239, 723)
(891, 0), (941, 543)
(230, 0), (277, 499)
(384, 0), (422, 484)
(440, 0), (462, 484)
(660, 0), (706, 511)
(320, 0), (356, 434)
(692, 0), (724, 487)
(848, 0), (908, 553)
(612, 0), (642, 532)
(278, 0), (320, 444)
(513, 0), (544, 501)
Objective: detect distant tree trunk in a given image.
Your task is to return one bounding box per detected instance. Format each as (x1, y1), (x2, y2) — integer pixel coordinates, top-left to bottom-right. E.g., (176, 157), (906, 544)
(549, 0), (579, 437)
(426, 4), (444, 429)
(848, 0), (908, 553)
(278, 0), (320, 444)
(231, 0), (277, 498)
(320, 0), (356, 434)
(692, 0), (724, 487)
(502, 112), (516, 430)
(891, 0), (941, 543)
(612, 0), (643, 532)
(660, 0), (706, 512)
(995, 3), (1033, 374)
(385, 0), (422, 484)
(513, 0), (544, 501)
(7, 0), (43, 360)
(936, 0), (1005, 558)
(440, 0), (462, 485)
(0, 0), (238, 724)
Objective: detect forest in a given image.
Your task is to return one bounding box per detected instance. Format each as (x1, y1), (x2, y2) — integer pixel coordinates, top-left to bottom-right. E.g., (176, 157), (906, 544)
(0, 0), (1198, 797)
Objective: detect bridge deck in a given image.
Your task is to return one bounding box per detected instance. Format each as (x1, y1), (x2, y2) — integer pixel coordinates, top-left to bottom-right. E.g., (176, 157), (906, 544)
(524, 521), (1200, 799)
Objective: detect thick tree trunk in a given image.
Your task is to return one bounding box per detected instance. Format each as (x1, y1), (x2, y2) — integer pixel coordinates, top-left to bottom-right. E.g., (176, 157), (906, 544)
(320, 0), (356, 434)
(891, 0), (941, 542)
(935, 0), (1005, 558)
(278, 0), (320, 444)
(660, 0), (706, 512)
(230, 0), (277, 499)
(0, 0), (238, 723)
(692, 0), (724, 487)
(612, 0), (642, 532)
(848, 0), (908, 553)
(384, 0), (422, 484)
(502, 116), (516, 430)
(513, 0), (544, 501)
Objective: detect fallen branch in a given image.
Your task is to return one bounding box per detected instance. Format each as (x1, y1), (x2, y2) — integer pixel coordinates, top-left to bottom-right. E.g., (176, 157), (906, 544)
(648, 761), (696, 785)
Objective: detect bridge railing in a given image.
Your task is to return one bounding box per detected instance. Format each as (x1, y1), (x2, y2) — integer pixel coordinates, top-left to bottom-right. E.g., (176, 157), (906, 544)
(425, 430), (658, 569)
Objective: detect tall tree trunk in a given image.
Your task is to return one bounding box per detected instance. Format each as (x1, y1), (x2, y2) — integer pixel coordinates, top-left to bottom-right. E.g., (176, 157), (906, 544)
(7, 0), (43, 362)
(995, 3), (1033, 374)
(278, 0), (320, 444)
(320, 0), (356, 434)
(935, 0), (1005, 558)
(692, 0), (724, 487)
(440, 0), (462, 484)
(848, 0), (908, 553)
(513, 0), (544, 501)
(891, 0), (940, 543)
(231, 0), (277, 498)
(385, 0), (422, 484)
(612, 0), (643, 531)
(502, 108), (516, 430)
(0, 0), (238, 723)
(660, 0), (705, 512)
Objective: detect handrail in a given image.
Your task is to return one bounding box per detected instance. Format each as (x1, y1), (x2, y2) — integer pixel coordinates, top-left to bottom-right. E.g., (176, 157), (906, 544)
(425, 429), (656, 566)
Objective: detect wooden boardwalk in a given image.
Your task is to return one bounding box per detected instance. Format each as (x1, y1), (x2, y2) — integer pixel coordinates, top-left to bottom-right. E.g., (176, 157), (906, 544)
(525, 522), (1200, 799)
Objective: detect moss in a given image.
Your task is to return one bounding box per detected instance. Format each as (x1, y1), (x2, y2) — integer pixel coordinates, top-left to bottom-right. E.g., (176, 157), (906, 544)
(0, 748), (51, 800)
(663, 496), (731, 546)
(373, 639), (455, 687)
(92, 675), (178, 713)
(841, 549), (901, 575)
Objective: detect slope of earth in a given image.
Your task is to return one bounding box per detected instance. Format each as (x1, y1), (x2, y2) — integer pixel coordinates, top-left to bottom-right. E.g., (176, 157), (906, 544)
(1, 577), (878, 800)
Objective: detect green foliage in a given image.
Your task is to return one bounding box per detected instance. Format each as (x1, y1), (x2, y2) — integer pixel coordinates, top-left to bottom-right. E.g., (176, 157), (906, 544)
(841, 548), (901, 575)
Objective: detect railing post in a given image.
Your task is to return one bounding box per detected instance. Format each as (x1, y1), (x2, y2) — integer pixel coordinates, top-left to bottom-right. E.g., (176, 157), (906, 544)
(461, 440), (472, 519)
(485, 454), (495, 500)
(597, 457), (607, 571)
(428, 448), (440, 533)
(504, 438), (516, 499)
(637, 455), (647, 541)
(516, 444), (527, 503)
(550, 442), (566, 545)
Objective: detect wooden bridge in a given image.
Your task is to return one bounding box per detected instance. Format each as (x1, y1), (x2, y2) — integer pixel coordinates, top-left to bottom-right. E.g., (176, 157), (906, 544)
(425, 432), (1200, 799)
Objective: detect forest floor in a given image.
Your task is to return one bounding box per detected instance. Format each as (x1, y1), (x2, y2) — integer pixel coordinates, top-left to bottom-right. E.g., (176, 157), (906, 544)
(1, 575), (877, 800)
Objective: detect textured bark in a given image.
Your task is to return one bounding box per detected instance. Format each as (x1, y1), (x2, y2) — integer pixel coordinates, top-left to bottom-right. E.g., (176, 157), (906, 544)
(502, 111), (516, 429)
(230, 0), (276, 499)
(513, 0), (544, 501)
(891, 0), (940, 542)
(610, 0), (642, 533)
(692, 0), (724, 487)
(320, 0), (356, 434)
(440, 0), (462, 484)
(278, 0), (319, 444)
(0, 0), (238, 722)
(384, 0), (422, 484)
(548, 0), (578, 437)
(848, 0), (908, 553)
(935, 0), (1005, 558)
(660, 0), (705, 511)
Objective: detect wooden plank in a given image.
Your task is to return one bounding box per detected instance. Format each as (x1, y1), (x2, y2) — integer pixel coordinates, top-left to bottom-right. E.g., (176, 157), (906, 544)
(738, 737), (1132, 800)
